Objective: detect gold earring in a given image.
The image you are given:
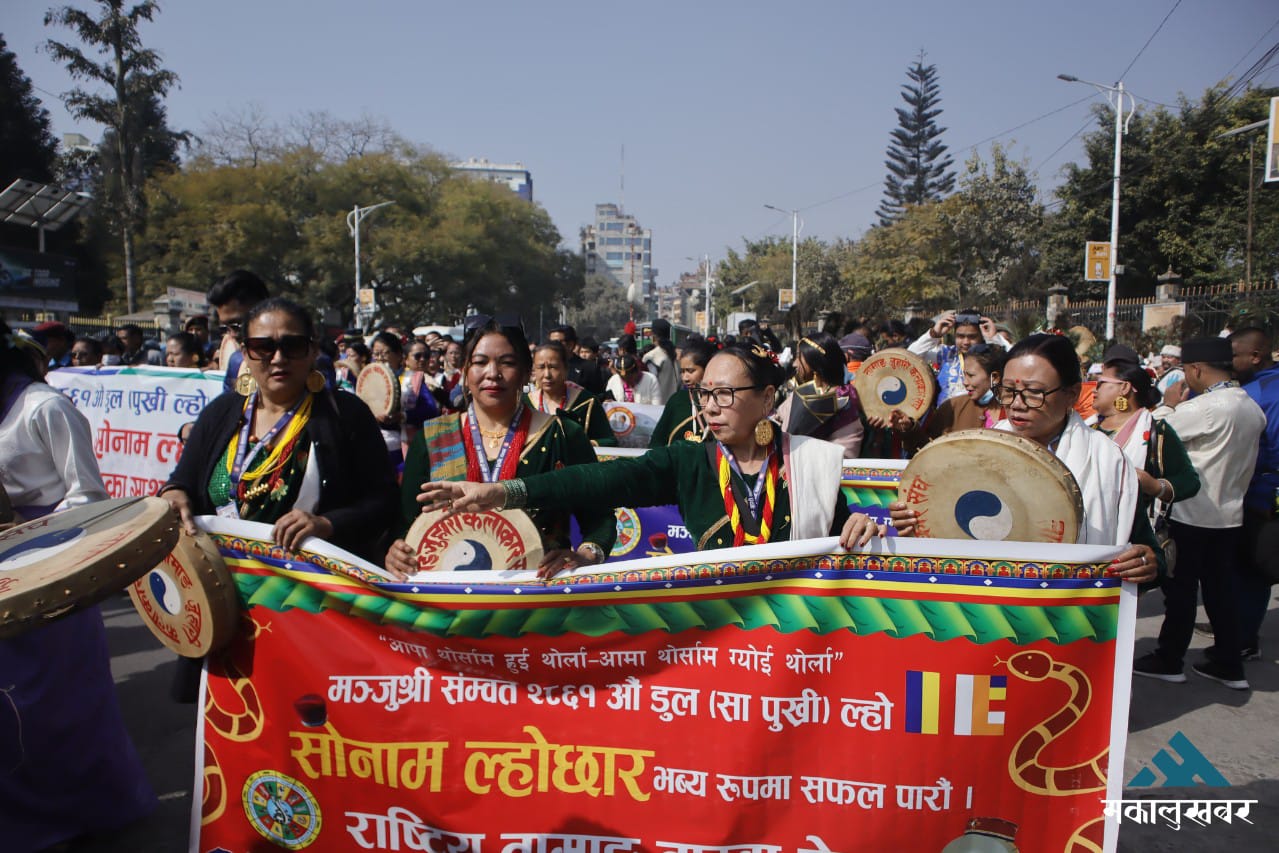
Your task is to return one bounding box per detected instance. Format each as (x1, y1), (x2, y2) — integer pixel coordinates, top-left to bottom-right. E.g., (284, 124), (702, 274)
(235, 373), (257, 396)
(1114, 395), (1129, 412)
(754, 418), (775, 446)
(306, 370), (326, 393)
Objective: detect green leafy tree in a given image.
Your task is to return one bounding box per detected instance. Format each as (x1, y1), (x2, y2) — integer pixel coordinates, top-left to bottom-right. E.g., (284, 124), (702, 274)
(45, 0), (185, 314)
(565, 271), (632, 340)
(1042, 84), (1279, 297)
(0, 33), (58, 186)
(941, 144), (1044, 304)
(877, 53), (955, 226)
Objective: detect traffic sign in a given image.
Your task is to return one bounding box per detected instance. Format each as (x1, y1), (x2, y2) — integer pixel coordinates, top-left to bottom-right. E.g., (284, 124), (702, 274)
(1085, 242), (1111, 282)
(778, 288), (795, 311)
(1266, 96), (1279, 183)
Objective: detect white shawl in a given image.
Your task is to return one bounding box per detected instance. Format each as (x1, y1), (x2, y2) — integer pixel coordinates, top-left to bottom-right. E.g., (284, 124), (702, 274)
(783, 434), (845, 540)
(1113, 408), (1153, 472)
(992, 410), (1137, 547)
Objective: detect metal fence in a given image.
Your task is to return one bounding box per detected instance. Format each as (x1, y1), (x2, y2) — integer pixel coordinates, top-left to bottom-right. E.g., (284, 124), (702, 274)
(67, 316), (163, 339)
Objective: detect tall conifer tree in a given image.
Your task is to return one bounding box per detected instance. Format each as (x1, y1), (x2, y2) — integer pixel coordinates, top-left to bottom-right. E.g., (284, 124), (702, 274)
(0, 33), (58, 184)
(878, 53), (955, 226)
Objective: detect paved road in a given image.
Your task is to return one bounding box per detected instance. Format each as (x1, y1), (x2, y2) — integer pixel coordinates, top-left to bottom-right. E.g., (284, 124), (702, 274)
(69, 587), (1279, 851)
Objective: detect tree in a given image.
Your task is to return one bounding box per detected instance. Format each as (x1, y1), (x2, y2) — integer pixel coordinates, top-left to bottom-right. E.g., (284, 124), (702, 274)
(877, 53), (955, 226)
(1042, 84), (1279, 297)
(566, 272), (632, 340)
(0, 33), (58, 186)
(45, 0), (185, 314)
(941, 144), (1044, 303)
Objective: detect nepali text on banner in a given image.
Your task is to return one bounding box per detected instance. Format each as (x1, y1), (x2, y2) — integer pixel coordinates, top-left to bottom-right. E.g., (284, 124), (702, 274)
(194, 522), (1136, 853)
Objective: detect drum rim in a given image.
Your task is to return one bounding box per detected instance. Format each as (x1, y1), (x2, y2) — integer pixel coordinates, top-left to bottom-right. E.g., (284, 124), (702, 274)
(355, 361), (401, 417)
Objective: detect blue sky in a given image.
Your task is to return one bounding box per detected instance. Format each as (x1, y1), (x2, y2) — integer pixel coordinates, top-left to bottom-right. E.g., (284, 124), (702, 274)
(6, 0), (1277, 291)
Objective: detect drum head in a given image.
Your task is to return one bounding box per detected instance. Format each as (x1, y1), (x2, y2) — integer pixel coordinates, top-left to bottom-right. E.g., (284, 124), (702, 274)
(405, 508), (543, 573)
(854, 349), (938, 423)
(0, 497), (180, 638)
(898, 429), (1084, 543)
(356, 362), (400, 420)
(129, 530), (239, 657)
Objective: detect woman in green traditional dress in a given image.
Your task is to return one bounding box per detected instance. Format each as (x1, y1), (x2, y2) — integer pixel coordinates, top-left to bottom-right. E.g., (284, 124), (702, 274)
(385, 318), (617, 577)
(416, 343), (879, 577)
(649, 337), (717, 447)
(527, 341), (616, 446)
(162, 298), (397, 560)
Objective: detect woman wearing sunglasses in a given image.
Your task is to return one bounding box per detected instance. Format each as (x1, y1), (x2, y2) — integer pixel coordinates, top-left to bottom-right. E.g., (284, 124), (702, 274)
(1093, 356), (1199, 516)
(887, 334), (1161, 584)
(161, 298), (397, 559)
(415, 344), (880, 578)
(386, 318), (617, 577)
(528, 341), (616, 446)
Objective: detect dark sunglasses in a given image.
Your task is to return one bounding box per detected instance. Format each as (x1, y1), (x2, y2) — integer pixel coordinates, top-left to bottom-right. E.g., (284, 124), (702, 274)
(244, 335), (312, 361)
(409, 351), (430, 361)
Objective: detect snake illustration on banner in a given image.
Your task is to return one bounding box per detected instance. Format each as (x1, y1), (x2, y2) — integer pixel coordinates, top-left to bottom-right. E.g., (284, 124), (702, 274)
(201, 742), (227, 826)
(1002, 650), (1108, 796)
(204, 613), (268, 742)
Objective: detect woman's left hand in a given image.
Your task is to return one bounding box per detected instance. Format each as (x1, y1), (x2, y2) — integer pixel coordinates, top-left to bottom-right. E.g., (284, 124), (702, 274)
(273, 509), (334, 552)
(1107, 543), (1158, 584)
(839, 512), (884, 550)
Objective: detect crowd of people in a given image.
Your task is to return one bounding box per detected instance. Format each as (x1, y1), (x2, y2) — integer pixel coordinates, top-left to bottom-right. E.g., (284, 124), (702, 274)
(2, 270), (1277, 847)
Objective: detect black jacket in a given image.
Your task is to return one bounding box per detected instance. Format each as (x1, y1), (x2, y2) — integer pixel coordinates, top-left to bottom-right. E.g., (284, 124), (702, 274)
(165, 389), (398, 561)
(567, 354), (605, 395)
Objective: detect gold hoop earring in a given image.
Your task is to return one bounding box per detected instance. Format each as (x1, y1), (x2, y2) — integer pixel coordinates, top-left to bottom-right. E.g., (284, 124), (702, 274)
(1114, 396), (1129, 412)
(306, 370), (326, 393)
(754, 418), (775, 447)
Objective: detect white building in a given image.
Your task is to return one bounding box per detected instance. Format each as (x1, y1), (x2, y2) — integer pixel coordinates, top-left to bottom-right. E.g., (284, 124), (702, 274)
(451, 158), (533, 202)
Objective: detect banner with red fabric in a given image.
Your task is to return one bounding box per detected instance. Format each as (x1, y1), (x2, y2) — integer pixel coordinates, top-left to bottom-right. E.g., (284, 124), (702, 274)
(194, 520), (1134, 853)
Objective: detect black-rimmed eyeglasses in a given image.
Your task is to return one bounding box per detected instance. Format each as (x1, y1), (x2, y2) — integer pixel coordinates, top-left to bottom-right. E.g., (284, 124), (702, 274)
(692, 384), (764, 408)
(992, 384), (1063, 409)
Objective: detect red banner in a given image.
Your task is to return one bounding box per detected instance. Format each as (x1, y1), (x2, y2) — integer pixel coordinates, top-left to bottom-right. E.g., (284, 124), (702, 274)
(195, 524), (1134, 853)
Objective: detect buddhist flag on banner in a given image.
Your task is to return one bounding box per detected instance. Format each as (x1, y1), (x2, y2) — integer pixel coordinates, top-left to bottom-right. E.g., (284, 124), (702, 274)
(954, 674), (1007, 736)
(905, 670), (941, 734)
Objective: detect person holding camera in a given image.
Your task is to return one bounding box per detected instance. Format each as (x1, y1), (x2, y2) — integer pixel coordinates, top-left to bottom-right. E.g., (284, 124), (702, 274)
(909, 309), (1011, 403)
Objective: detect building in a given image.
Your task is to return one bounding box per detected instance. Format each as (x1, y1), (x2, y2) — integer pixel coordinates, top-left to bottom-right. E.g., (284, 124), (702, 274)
(581, 203), (656, 313)
(451, 158), (533, 202)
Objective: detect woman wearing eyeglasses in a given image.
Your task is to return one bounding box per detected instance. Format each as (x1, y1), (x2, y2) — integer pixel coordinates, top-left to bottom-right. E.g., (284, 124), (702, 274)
(528, 342), (616, 446)
(161, 298), (397, 559)
(1093, 356), (1199, 515)
(777, 332), (864, 457)
(386, 318), (617, 577)
(649, 337), (717, 447)
(887, 333), (1161, 584)
(415, 344), (878, 577)
(607, 352), (663, 405)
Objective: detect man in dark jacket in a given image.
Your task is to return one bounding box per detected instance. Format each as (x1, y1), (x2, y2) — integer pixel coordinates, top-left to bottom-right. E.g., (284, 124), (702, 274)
(549, 324), (605, 394)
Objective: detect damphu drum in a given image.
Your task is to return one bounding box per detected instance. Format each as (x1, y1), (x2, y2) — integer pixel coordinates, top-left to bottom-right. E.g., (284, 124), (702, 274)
(854, 349), (938, 424)
(405, 508), (543, 574)
(129, 528), (239, 657)
(898, 429), (1084, 544)
(0, 497), (180, 639)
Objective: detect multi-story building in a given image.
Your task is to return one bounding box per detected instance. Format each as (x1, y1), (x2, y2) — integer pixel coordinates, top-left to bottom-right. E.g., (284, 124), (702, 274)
(451, 158), (533, 202)
(580, 204), (656, 313)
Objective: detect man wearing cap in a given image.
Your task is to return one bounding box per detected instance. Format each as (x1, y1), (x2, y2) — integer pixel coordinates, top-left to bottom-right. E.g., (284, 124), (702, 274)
(1155, 345), (1184, 395)
(1135, 337), (1266, 690)
(33, 321), (74, 369)
(1230, 327), (1279, 659)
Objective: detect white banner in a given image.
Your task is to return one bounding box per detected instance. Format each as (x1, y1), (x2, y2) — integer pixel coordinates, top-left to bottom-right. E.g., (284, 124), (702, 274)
(603, 401), (663, 448)
(46, 366), (225, 498)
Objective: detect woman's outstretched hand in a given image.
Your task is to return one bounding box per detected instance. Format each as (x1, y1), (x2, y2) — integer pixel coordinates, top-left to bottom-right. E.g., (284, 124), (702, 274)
(417, 480), (506, 515)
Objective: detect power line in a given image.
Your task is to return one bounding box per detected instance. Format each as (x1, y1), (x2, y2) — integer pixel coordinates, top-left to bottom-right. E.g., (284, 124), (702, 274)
(1222, 15), (1279, 81)
(1032, 114), (1097, 177)
(1116, 0), (1183, 82)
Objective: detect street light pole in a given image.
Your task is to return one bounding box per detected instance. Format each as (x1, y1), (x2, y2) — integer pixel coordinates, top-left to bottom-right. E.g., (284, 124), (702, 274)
(764, 204), (802, 314)
(1057, 75), (1134, 342)
(704, 254), (712, 336)
(346, 200), (395, 329)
